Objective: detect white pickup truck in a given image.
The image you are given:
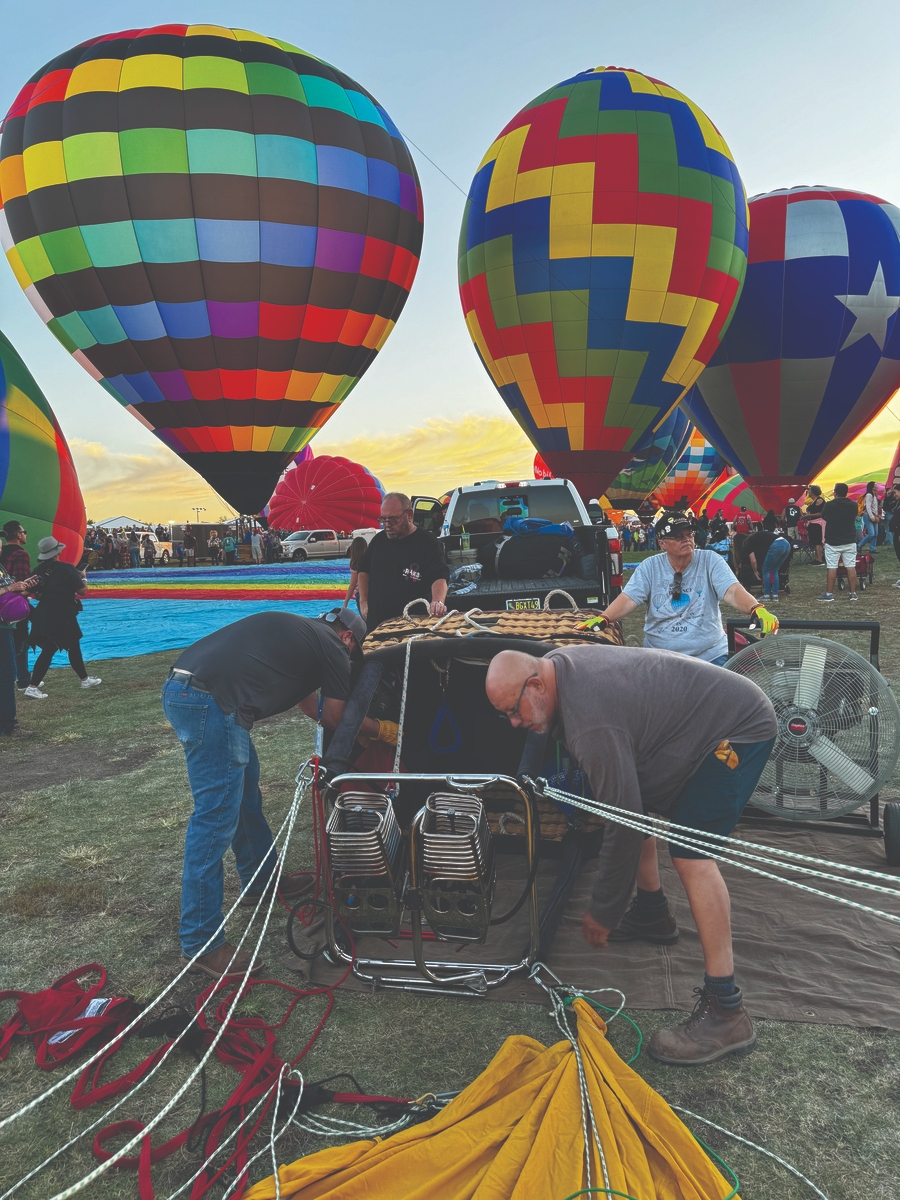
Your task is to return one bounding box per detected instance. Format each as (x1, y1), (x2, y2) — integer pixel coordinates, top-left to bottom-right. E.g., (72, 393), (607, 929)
(280, 529), (354, 561)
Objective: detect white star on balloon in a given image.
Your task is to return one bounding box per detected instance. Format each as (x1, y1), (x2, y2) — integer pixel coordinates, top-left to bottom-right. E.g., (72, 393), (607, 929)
(835, 262), (900, 351)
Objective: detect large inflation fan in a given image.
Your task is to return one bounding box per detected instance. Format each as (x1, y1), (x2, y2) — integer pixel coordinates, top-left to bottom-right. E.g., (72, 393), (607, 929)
(725, 636), (900, 833)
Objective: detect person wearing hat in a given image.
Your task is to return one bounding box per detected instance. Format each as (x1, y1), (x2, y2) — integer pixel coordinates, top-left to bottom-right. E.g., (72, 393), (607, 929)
(579, 512), (778, 951)
(28, 536), (101, 693)
(163, 608), (399, 981)
(0, 520), (44, 699)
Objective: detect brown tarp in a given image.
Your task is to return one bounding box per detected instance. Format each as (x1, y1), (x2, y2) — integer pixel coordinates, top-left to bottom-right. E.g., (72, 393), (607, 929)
(299, 818), (900, 1030)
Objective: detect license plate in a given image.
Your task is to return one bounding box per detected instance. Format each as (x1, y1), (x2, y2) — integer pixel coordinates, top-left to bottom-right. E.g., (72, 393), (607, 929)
(506, 597), (541, 611)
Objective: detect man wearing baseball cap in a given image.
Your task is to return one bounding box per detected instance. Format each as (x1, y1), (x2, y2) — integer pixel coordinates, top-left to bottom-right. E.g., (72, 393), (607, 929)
(163, 608), (397, 981)
(579, 511), (778, 952)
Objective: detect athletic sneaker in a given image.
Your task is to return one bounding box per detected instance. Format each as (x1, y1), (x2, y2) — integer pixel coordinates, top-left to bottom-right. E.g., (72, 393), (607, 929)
(768, 595), (779, 603)
(849, 592), (859, 601)
(23, 685), (47, 699)
(80, 676), (102, 688)
(816, 592), (834, 602)
(758, 594), (771, 602)
(893, 580), (900, 588)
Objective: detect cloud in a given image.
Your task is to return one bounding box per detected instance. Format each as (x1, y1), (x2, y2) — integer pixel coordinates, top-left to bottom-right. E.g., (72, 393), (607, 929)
(70, 440), (237, 524)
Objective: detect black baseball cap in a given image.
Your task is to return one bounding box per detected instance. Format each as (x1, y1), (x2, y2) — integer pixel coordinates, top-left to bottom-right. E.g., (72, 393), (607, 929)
(654, 512), (693, 539)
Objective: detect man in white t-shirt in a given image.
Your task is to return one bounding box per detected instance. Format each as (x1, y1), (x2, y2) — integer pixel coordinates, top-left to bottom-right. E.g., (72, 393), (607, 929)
(585, 512), (778, 948)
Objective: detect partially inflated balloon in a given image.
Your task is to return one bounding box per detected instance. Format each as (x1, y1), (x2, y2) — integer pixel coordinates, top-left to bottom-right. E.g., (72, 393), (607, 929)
(604, 408), (690, 506)
(681, 186), (900, 512)
(533, 452), (553, 479)
(459, 66), (747, 501)
(652, 427), (726, 509)
(0, 25), (423, 514)
(888, 439), (900, 489)
(702, 473), (763, 523)
(267, 454), (382, 532)
(0, 328), (85, 562)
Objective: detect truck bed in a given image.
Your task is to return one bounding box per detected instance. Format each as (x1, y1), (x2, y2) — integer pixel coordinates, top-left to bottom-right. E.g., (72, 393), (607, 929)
(450, 574), (606, 612)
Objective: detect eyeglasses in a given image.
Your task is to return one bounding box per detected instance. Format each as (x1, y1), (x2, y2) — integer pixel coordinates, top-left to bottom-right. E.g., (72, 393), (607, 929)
(499, 674), (538, 721)
(663, 529), (694, 542)
(381, 511), (411, 526)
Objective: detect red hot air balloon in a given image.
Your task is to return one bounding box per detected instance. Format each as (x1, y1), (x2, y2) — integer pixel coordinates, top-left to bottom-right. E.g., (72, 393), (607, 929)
(266, 454), (382, 533)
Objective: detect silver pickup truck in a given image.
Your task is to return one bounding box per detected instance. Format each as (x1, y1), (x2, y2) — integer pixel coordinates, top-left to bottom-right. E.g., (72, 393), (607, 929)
(280, 529), (354, 561)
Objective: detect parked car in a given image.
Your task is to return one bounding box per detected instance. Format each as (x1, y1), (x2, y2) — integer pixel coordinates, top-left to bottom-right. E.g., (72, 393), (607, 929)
(279, 529), (354, 561)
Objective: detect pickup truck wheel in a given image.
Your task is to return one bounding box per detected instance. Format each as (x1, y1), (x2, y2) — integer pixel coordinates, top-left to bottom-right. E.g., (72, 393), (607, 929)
(161, 551), (169, 565)
(292, 549), (308, 561)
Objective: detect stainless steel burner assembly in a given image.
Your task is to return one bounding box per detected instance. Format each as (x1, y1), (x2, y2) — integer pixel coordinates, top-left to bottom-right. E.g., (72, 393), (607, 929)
(326, 793), (404, 936)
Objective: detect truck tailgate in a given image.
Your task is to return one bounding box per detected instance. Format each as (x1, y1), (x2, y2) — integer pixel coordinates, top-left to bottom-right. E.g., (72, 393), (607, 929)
(449, 575), (605, 612)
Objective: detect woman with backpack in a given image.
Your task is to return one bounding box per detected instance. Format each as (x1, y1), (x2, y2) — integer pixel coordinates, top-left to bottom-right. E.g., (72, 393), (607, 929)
(28, 537), (101, 693)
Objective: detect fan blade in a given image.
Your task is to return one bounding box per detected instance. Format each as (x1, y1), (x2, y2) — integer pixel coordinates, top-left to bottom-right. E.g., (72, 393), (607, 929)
(793, 644), (828, 709)
(808, 737), (875, 795)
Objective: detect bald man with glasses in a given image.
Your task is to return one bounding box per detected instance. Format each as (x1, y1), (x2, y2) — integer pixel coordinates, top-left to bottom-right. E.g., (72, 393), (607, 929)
(577, 511), (778, 969)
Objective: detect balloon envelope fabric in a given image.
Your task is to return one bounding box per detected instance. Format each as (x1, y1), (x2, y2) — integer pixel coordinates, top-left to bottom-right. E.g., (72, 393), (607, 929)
(458, 66), (748, 501)
(702, 472), (764, 522)
(604, 404), (690, 505)
(681, 186), (900, 513)
(0, 25), (423, 514)
(652, 425), (726, 509)
(266, 453), (383, 532)
(0, 327), (85, 563)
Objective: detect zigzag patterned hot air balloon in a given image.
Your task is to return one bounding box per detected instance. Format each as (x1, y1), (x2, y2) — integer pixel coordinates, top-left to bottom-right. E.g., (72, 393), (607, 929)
(0, 25), (423, 514)
(702, 473), (763, 523)
(0, 328), (86, 562)
(459, 66), (748, 501)
(604, 406), (690, 506)
(651, 426), (726, 509)
(682, 186), (900, 512)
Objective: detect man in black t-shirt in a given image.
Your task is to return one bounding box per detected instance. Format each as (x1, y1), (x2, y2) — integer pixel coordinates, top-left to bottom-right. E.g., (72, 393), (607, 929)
(817, 483), (860, 602)
(783, 499), (802, 540)
(358, 492), (450, 631)
(162, 610), (398, 979)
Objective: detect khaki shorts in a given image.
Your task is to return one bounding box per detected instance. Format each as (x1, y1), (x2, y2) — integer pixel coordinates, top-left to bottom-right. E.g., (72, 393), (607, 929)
(824, 542), (857, 569)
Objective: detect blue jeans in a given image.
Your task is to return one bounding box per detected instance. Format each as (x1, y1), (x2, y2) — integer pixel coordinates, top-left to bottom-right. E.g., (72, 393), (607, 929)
(162, 678), (276, 956)
(762, 538), (791, 597)
(0, 628), (17, 734)
(129, 547), (141, 568)
(859, 516), (878, 552)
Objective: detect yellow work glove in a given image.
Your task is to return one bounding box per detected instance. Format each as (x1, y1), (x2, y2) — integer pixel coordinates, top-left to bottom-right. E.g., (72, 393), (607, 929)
(376, 720), (399, 746)
(751, 604), (779, 635)
(575, 615), (608, 632)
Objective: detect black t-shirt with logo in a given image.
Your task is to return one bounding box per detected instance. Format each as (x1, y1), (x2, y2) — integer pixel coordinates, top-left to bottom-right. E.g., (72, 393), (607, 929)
(361, 528), (450, 631)
(784, 503), (802, 522)
(821, 497), (859, 546)
(173, 612), (351, 730)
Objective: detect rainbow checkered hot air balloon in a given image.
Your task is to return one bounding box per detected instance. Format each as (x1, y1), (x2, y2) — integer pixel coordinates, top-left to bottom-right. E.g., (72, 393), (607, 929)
(652, 427), (726, 509)
(0, 328), (86, 562)
(0, 25), (423, 514)
(459, 66), (748, 502)
(604, 407), (690, 506)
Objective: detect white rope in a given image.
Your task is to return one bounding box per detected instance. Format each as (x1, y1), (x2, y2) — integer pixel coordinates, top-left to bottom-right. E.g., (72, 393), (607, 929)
(672, 1106), (830, 1200)
(540, 785), (900, 924)
(2, 767), (312, 1200)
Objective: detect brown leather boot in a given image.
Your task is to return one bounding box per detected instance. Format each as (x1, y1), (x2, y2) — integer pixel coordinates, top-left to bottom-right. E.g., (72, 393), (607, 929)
(648, 987), (756, 1065)
(608, 895), (679, 944)
(240, 871), (314, 909)
(184, 941), (265, 980)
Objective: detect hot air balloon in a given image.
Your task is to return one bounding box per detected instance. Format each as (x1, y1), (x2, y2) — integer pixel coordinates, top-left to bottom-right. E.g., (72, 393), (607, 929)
(0, 26), (423, 515)
(702, 473), (763, 523)
(0, 328), (85, 563)
(604, 407), (690, 506)
(681, 186), (900, 512)
(458, 66), (748, 501)
(266, 454), (382, 533)
(651, 427), (726, 509)
(888, 438), (900, 490)
(533, 452), (553, 479)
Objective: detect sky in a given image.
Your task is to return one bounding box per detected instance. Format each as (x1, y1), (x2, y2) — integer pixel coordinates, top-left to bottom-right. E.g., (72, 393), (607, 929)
(2, 0), (900, 521)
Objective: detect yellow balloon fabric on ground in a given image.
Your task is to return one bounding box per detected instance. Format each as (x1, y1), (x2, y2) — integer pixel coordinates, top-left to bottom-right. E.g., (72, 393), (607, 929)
(245, 1000), (738, 1199)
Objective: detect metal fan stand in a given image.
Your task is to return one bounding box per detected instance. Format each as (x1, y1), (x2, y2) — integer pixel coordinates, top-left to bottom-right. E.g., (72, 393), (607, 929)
(726, 620), (886, 841)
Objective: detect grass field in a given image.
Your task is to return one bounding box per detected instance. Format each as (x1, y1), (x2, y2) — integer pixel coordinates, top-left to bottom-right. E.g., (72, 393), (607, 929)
(2, 551), (899, 1199)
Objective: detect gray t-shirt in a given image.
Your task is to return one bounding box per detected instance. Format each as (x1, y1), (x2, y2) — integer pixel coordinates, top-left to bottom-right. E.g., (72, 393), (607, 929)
(622, 549), (738, 661)
(548, 645), (777, 929)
